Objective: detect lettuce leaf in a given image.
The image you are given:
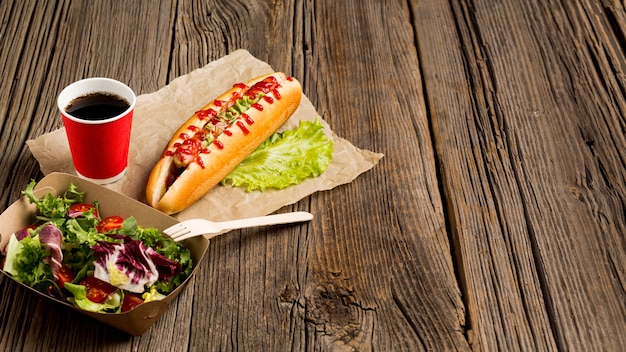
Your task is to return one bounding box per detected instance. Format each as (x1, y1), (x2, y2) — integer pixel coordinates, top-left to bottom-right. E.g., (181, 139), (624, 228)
(222, 118), (333, 191)
(142, 286), (167, 302)
(3, 233), (51, 286)
(64, 283), (121, 313)
(21, 180), (84, 221)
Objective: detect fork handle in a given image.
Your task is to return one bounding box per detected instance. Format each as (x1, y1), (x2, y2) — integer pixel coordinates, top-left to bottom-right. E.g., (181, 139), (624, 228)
(217, 211), (313, 232)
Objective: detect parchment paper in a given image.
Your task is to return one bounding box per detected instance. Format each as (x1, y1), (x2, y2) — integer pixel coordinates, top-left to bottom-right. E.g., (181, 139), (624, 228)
(27, 49), (383, 221)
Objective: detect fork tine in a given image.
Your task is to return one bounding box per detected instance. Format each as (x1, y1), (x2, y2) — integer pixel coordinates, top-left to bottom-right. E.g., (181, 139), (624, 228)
(169, 229), (191, 240)
(162, 223), (189, 239)
(163, 223), (181, 233)
(171, 232), (197, 242)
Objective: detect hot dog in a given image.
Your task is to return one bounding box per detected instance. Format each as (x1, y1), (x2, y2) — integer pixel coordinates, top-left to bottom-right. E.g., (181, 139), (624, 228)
(146, 72), (302, 214)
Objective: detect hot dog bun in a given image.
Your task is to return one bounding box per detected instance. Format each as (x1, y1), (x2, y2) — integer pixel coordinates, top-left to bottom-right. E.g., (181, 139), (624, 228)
(146, 72), (302, 214)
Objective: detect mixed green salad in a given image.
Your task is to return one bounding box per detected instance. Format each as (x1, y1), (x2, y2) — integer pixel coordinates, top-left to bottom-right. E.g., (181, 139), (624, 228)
(0, 181), (192, 313)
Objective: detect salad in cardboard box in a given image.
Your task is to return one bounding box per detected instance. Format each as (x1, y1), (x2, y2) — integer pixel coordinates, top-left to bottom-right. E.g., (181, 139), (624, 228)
(0, 173), (209, 335)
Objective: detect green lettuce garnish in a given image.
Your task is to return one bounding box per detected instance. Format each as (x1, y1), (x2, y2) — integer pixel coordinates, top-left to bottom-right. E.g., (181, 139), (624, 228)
(3, 233), (51, 286)
(64, 283), (122, 313)
(222, 118), (333, 192)
(21, 180), (84, 221)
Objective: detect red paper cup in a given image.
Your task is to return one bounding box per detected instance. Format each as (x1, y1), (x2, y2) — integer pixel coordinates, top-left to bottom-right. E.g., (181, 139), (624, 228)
(58, 78), (136, 184)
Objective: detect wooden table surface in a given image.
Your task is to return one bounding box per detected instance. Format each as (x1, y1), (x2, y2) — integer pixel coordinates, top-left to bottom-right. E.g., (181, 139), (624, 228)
(1, 0), (625, 351)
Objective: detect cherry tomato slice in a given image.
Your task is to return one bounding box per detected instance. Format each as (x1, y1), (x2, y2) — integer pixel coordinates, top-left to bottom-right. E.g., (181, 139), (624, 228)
(69, 203), (99, 218)
(80, 276), (117, 303)
(96, 216), (124, 233)
(56, 263), (75, 289)
(122, 293), (144, 312)
(23, 224), (39, 231)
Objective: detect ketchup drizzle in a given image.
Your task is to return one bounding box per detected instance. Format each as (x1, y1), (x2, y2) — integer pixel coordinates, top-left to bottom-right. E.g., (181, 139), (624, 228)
(245, 76), (281, 99)
(173, 75), (286, 168)
(196, 109), (216, 120)
(237, 121), (249, 134)
(242, 113), (254, 125)
(195, 156), (205, 168)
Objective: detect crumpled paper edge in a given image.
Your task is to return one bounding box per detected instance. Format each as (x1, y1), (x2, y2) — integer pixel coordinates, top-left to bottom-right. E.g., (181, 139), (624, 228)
(27, 49), (383, 221)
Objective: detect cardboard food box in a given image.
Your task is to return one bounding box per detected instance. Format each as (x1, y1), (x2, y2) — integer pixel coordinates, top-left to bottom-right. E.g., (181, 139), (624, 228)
(0, 173), (209, 335)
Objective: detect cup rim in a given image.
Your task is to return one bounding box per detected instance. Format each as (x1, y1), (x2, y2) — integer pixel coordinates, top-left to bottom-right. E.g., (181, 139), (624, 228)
(58, 77), (136, 125)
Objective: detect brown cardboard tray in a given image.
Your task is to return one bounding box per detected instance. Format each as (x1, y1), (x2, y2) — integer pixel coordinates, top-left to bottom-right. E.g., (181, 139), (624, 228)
(0, 172), (209, 335)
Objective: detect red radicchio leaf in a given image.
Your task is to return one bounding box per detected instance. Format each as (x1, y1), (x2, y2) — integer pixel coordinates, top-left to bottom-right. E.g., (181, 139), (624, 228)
(145, 248), (181, 280)
(15, 227), (31, 241)
(39, 224), (63, 279)
(92, 236), (161, 293)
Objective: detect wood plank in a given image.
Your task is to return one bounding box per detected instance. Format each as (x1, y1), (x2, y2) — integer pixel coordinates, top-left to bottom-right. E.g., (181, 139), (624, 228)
(413, 0), (626, 350)
(0, 0), (62, 204)
(302, 1), (469, 350)
(0, 1), (179, 350)
(173, 0), (468, 350)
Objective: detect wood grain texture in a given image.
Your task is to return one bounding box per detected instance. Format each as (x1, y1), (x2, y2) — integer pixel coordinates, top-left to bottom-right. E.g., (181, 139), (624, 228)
(0, 0), (624, 351)
(413, 0), (626, 350)
(301, 1), (468, 350)
(170, 0), (467, 350)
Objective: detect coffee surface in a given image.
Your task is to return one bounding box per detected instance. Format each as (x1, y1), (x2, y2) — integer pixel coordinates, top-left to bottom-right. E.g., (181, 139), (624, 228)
(65, 92), (129, 120)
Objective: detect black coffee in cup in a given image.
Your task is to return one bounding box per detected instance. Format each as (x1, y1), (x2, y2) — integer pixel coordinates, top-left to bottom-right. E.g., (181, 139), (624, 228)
(65, 92), (130, 121)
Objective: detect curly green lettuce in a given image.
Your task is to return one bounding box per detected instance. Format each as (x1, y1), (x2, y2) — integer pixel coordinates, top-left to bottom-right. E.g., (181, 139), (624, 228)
(21, 180), (84, 222)
(222, 118), (333, 191)
(3, 234), (51, 286)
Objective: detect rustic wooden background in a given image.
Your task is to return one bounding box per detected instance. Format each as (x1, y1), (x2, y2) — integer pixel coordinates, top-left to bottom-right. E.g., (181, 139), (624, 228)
(1, 0), (625, 351)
